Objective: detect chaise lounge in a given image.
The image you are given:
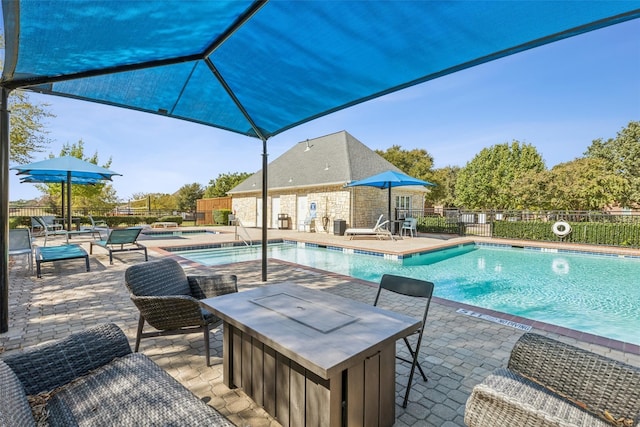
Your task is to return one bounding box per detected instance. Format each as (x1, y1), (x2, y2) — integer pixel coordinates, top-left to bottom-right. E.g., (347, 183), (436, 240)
(89, 227), (148, 265)
(464, 333), (640, 427)
(344, 214), (395, 240)
(0, 323), (234, 426)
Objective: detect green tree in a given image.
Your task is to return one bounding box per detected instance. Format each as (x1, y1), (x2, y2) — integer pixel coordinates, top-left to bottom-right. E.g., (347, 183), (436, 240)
(204, 172), (252, 198)
(35, 140), (118, 212)
(584, 121), (640, 207)
(9, 90), (54, 164)
(374, 145), (434, 181)
(426, 166), (460, 207)
(455, 141), (545, 209)
(2, 34), (54, 164)
(131, 192), (177, 211)
(176, 183), (204, 213)
(544, 158), (627, 211)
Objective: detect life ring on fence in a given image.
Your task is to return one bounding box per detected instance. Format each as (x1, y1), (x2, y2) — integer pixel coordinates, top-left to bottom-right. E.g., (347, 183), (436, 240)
(552, 221), (571, 237)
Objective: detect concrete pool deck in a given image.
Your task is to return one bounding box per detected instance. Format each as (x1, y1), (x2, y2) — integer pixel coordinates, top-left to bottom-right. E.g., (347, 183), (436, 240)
(3, 226), (639, 426)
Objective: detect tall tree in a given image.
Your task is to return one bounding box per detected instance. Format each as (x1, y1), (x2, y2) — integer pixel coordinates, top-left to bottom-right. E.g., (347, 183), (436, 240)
(176, 183), (204, 214)
(9, 90), (54, 164)
(374, 145), (434, 181)
(204, 172), (252, 198)
(426, 166), (460, 207)
(130, 192), (177, 211)
(544, 158), (627, 211)
(455, 141), (545, 210)
(2, 34), (54, 164)
(35, 140), (118, 212)
(584, 121), (640, 207)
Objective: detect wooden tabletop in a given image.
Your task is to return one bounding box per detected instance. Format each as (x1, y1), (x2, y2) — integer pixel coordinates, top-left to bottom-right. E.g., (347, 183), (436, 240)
(200, 282), (420, 378)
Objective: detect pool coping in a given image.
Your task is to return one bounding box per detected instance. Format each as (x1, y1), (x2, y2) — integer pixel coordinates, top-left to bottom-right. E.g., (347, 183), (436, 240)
(154, 238), (640, 356)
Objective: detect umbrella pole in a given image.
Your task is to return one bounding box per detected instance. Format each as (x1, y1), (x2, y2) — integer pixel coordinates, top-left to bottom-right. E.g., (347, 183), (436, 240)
(66, 171), (72, 231)
(388, 185), (392, 233)
(61, 180), (65, 222)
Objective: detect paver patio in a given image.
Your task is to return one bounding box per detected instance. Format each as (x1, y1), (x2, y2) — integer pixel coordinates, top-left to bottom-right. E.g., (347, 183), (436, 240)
(3, 228), (638, 426)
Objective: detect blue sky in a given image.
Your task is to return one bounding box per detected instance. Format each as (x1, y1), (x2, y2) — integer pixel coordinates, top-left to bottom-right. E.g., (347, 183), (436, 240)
(9, 18), (640, 202)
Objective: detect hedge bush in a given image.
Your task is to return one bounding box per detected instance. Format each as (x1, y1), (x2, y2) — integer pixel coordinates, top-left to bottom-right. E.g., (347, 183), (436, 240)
(492, 220), (640, 247)
(213, 209), (232, 225)
(417, 216), (461, 234)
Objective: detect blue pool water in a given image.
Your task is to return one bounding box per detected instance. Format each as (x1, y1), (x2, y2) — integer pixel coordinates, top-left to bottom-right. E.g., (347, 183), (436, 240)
(175, 243), (640, 345)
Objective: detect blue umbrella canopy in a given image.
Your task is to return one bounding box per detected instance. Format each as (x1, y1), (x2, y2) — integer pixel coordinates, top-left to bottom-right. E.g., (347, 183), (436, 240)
(11, 156), (120, 230)
(346, 170), (435, 229)
(346, 170), (435, 190)
(11, 156), (121, 181)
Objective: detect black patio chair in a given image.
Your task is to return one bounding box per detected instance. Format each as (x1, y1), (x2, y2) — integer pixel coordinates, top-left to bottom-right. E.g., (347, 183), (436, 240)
(373, 273), (434, 408)
(124, 258), (237, 366)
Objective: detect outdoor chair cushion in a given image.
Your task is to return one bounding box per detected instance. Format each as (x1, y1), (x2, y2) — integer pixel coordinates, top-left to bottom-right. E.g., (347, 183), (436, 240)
(465, 333), (640, 427)
(0, 323), (234, 427)
(0, 360), (34, 427)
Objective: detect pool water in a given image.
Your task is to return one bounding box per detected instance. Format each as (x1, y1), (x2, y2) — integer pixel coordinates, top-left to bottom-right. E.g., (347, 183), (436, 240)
(175, 243), (640, 345)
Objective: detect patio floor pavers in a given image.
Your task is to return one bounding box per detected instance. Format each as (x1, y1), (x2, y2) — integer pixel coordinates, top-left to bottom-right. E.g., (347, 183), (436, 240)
(2, 231), (639, 427)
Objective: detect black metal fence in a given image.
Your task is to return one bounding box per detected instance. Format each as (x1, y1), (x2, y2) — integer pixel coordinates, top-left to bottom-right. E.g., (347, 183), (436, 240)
(396, 208), (640, 249)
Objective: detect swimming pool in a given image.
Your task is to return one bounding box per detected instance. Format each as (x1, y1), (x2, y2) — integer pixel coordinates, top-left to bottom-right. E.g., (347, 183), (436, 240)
(174, 243), (640, 345)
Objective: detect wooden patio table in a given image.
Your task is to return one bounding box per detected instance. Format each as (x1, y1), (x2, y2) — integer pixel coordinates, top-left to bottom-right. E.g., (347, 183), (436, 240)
(200, 282), (420, 427)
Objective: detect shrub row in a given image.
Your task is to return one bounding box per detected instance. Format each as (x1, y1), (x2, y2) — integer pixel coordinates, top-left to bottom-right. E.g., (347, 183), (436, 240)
(492, 221), (640, 247)
(213, 209), (232, 225)
(417, 216), (462, 234)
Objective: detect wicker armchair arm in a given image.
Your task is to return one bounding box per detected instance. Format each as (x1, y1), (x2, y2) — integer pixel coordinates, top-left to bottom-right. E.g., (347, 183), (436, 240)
(508, 333), (640, 423)
(188, 274), (238, 300)
(1, 323), (131, 395)
(131, 295), (204, 330)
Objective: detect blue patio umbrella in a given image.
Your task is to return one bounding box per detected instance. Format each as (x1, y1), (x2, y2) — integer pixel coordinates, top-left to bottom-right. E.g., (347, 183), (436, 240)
(346, 170), (435, 231)
(1, 2), (638, 330)
(11, 156), (121, 231)
(19, 173), (104, 224)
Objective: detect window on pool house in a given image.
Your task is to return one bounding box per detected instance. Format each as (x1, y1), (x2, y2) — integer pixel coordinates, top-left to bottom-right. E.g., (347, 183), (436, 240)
(396, 195), (411, 219)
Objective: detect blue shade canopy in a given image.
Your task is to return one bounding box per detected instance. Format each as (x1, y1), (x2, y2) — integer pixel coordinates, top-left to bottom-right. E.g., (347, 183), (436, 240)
(11, 156), (121, 181)
(2, 1), (639, 140)
(19, 175), (101, 185)
(346, 171), (435, 190)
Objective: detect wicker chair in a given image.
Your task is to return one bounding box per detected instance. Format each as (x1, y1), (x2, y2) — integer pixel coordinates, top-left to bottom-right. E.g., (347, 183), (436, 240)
(465, 333), (640, 427)
(124, 258), (238, 366)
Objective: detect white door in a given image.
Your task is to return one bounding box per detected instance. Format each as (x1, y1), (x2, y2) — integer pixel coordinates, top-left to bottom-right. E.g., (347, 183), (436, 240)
(271, 197), (280, 229)
(297, 196), (308, 231)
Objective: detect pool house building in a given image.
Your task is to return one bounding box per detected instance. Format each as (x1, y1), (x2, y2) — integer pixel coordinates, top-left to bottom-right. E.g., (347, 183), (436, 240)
(228, 131), (430, 233)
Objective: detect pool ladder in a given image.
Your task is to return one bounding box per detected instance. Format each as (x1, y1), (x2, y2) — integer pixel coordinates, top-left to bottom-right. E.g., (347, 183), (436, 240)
(234, 219), (252, 246)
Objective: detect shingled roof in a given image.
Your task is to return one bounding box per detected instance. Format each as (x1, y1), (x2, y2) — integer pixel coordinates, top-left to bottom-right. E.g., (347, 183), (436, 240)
(229, 131), (402, 194)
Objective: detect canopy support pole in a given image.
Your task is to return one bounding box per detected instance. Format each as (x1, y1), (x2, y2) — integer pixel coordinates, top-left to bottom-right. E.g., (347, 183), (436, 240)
(261, 137), (268, 282)
(66, 171), (72, 231)
(1, 88), (11, 333)
(205, 58), (269, 281)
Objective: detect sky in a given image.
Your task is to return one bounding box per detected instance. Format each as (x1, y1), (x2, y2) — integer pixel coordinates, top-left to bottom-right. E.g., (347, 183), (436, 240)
(8, 18), (640, 202)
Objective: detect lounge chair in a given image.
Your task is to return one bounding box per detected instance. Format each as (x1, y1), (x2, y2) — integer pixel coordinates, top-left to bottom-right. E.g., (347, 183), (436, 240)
(9, 228), (33, 274)
(89, 227), (148, 265)
(344, 214), (395, 240)
(81, 214), (110, 239)
(32, 216), (69, 246)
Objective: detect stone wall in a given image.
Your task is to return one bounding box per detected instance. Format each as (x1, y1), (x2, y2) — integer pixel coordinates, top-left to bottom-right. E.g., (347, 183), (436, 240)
(231, 185), (425, 232)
